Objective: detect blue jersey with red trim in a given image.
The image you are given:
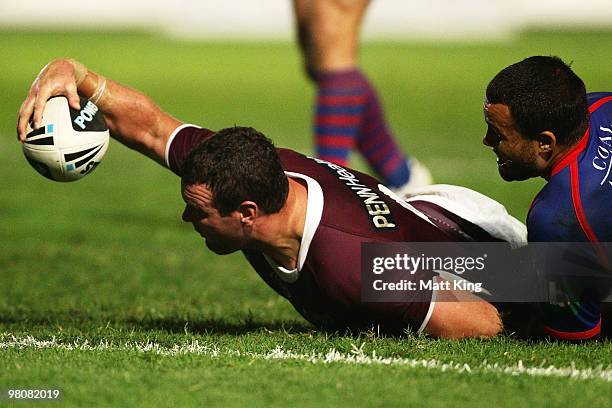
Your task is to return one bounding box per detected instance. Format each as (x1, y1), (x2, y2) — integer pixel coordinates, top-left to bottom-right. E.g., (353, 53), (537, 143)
(527, 92), (612, 340)
(528, 92), (612, 243)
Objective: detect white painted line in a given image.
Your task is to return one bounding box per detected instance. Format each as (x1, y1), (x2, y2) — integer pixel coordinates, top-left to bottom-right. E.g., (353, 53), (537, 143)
(1, 333), (611, 382)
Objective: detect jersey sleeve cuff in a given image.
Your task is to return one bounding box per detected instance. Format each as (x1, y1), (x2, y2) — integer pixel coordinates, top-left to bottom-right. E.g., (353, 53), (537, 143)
(417, 285), (437, 333)
(164, 123), (201, 168)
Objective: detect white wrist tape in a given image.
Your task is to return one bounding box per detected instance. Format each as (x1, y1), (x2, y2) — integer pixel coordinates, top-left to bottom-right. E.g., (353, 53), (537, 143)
(89, 77), (107, 105)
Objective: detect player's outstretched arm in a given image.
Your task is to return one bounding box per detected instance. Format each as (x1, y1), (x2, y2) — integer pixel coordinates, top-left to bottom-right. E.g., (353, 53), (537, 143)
(424, 279), (502, 339)
(17, 58), (182, 166)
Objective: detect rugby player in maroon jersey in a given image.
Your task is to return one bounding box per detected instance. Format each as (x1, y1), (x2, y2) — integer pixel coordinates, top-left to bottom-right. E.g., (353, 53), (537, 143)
(18, 59), (524, 339)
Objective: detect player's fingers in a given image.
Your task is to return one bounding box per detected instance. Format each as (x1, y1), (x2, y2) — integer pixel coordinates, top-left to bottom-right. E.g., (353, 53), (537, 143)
(19, 60), (81, 139)
(17, 94), (36, 141)
(31, 87), (52, 130)
(66, 83), (81, 111)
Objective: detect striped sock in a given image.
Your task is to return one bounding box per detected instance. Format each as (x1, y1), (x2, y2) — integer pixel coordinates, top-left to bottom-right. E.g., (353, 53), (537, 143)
(314, 70), (363, 167)
(313, 69), (410, 187)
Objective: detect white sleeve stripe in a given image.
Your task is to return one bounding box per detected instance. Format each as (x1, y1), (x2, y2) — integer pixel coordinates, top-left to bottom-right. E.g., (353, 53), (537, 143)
(417, 284), (437, 334)
(164, 123), (201, 168)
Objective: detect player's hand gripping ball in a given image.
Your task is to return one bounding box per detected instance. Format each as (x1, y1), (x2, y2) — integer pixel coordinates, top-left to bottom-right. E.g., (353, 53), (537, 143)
(22, 96), (110, 182)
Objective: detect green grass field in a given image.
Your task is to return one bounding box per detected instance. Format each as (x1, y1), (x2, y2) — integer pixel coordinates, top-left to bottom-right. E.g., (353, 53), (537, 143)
(1, 29), (611, 406)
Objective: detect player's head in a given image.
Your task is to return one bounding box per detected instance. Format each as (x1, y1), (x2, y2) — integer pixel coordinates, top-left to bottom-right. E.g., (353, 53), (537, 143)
(483, 56), (588, 181)
(180, 126), (289, 253)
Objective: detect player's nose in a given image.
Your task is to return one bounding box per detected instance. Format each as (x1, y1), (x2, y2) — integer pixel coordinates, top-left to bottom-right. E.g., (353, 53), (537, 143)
(181, 206), (193, 223)
(482, 133), (493, 147)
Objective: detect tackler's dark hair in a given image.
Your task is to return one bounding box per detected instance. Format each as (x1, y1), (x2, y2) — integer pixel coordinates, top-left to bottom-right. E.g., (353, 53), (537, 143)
(486, 56), (588, 146)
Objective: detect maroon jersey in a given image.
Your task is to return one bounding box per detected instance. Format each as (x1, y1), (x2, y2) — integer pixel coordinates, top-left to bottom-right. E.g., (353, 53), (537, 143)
(166, 125), (487, 334)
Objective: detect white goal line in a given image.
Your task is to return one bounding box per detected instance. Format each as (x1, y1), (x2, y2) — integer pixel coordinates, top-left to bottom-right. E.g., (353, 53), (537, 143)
(1, 333), (611, 382)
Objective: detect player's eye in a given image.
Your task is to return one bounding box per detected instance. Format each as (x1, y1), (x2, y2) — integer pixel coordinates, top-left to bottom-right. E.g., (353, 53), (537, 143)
(192, 206), (207, 219)
(184, 204), (207, 220)
(487, 126), (502, 144)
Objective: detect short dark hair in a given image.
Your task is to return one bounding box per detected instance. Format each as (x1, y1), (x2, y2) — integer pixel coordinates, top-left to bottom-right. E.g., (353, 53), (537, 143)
(181, 126), (289, 215)
(486, 56), (588, 146)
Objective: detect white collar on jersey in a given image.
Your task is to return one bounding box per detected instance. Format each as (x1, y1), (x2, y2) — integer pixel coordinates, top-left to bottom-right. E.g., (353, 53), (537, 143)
(263, 171), (324, 283)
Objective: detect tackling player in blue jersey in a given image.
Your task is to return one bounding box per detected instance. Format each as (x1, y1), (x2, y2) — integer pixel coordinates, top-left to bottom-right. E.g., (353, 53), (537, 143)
(483, 56), (612, 340)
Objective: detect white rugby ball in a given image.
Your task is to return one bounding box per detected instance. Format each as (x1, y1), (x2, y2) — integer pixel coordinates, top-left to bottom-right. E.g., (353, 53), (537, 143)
(22, 96), (109, 182)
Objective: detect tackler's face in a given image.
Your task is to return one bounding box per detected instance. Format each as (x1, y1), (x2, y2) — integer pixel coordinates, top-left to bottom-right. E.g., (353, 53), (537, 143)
(181, 182), (246, 255)
(482, 101), (542, 181)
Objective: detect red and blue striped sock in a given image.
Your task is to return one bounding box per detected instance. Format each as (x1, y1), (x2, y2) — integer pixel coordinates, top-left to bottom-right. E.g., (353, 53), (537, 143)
(314, 69), (410, 188)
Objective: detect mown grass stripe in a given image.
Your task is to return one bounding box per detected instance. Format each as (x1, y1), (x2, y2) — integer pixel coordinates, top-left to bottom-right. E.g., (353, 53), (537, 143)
(2, 334), (611, 382)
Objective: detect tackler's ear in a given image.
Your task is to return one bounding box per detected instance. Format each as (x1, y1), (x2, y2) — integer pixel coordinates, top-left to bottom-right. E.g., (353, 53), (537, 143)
(537, 131), (556, 154)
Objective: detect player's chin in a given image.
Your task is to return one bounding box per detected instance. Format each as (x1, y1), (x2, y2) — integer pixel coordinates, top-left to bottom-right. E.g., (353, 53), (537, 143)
(498, 163), (534, 182)
(205, 239), (240, 255)
(499, 169), (523, 181)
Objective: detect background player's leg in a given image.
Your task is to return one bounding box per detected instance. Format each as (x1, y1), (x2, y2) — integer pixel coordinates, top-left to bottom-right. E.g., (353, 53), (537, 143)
(293, 0), (431, 188)
(355, 73), (412, 188)
(293, 0), (366, 76)
(312, 69), (363, 166)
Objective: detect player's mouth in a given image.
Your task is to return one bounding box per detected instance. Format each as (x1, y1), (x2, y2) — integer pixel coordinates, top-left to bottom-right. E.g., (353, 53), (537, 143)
(494, 151), (511, 168)
(496, 156), (511, 168)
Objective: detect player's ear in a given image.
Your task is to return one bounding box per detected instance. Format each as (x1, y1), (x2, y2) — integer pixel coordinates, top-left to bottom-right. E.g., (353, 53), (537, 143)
(237, 201), (259, 227)
(536, 131), (556, 155)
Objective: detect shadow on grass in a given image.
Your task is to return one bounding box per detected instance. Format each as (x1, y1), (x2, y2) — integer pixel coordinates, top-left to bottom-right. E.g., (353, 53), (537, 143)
(0, 311), (314, 336)
(0, 311), (413, 340)
(125, 316), (422, 339)
(2, 309), (610, 341)
(124, 316), (315, 336)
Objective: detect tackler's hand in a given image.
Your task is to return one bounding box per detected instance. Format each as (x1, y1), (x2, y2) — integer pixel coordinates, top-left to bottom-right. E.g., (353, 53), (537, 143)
(17, 59), (86, 141)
